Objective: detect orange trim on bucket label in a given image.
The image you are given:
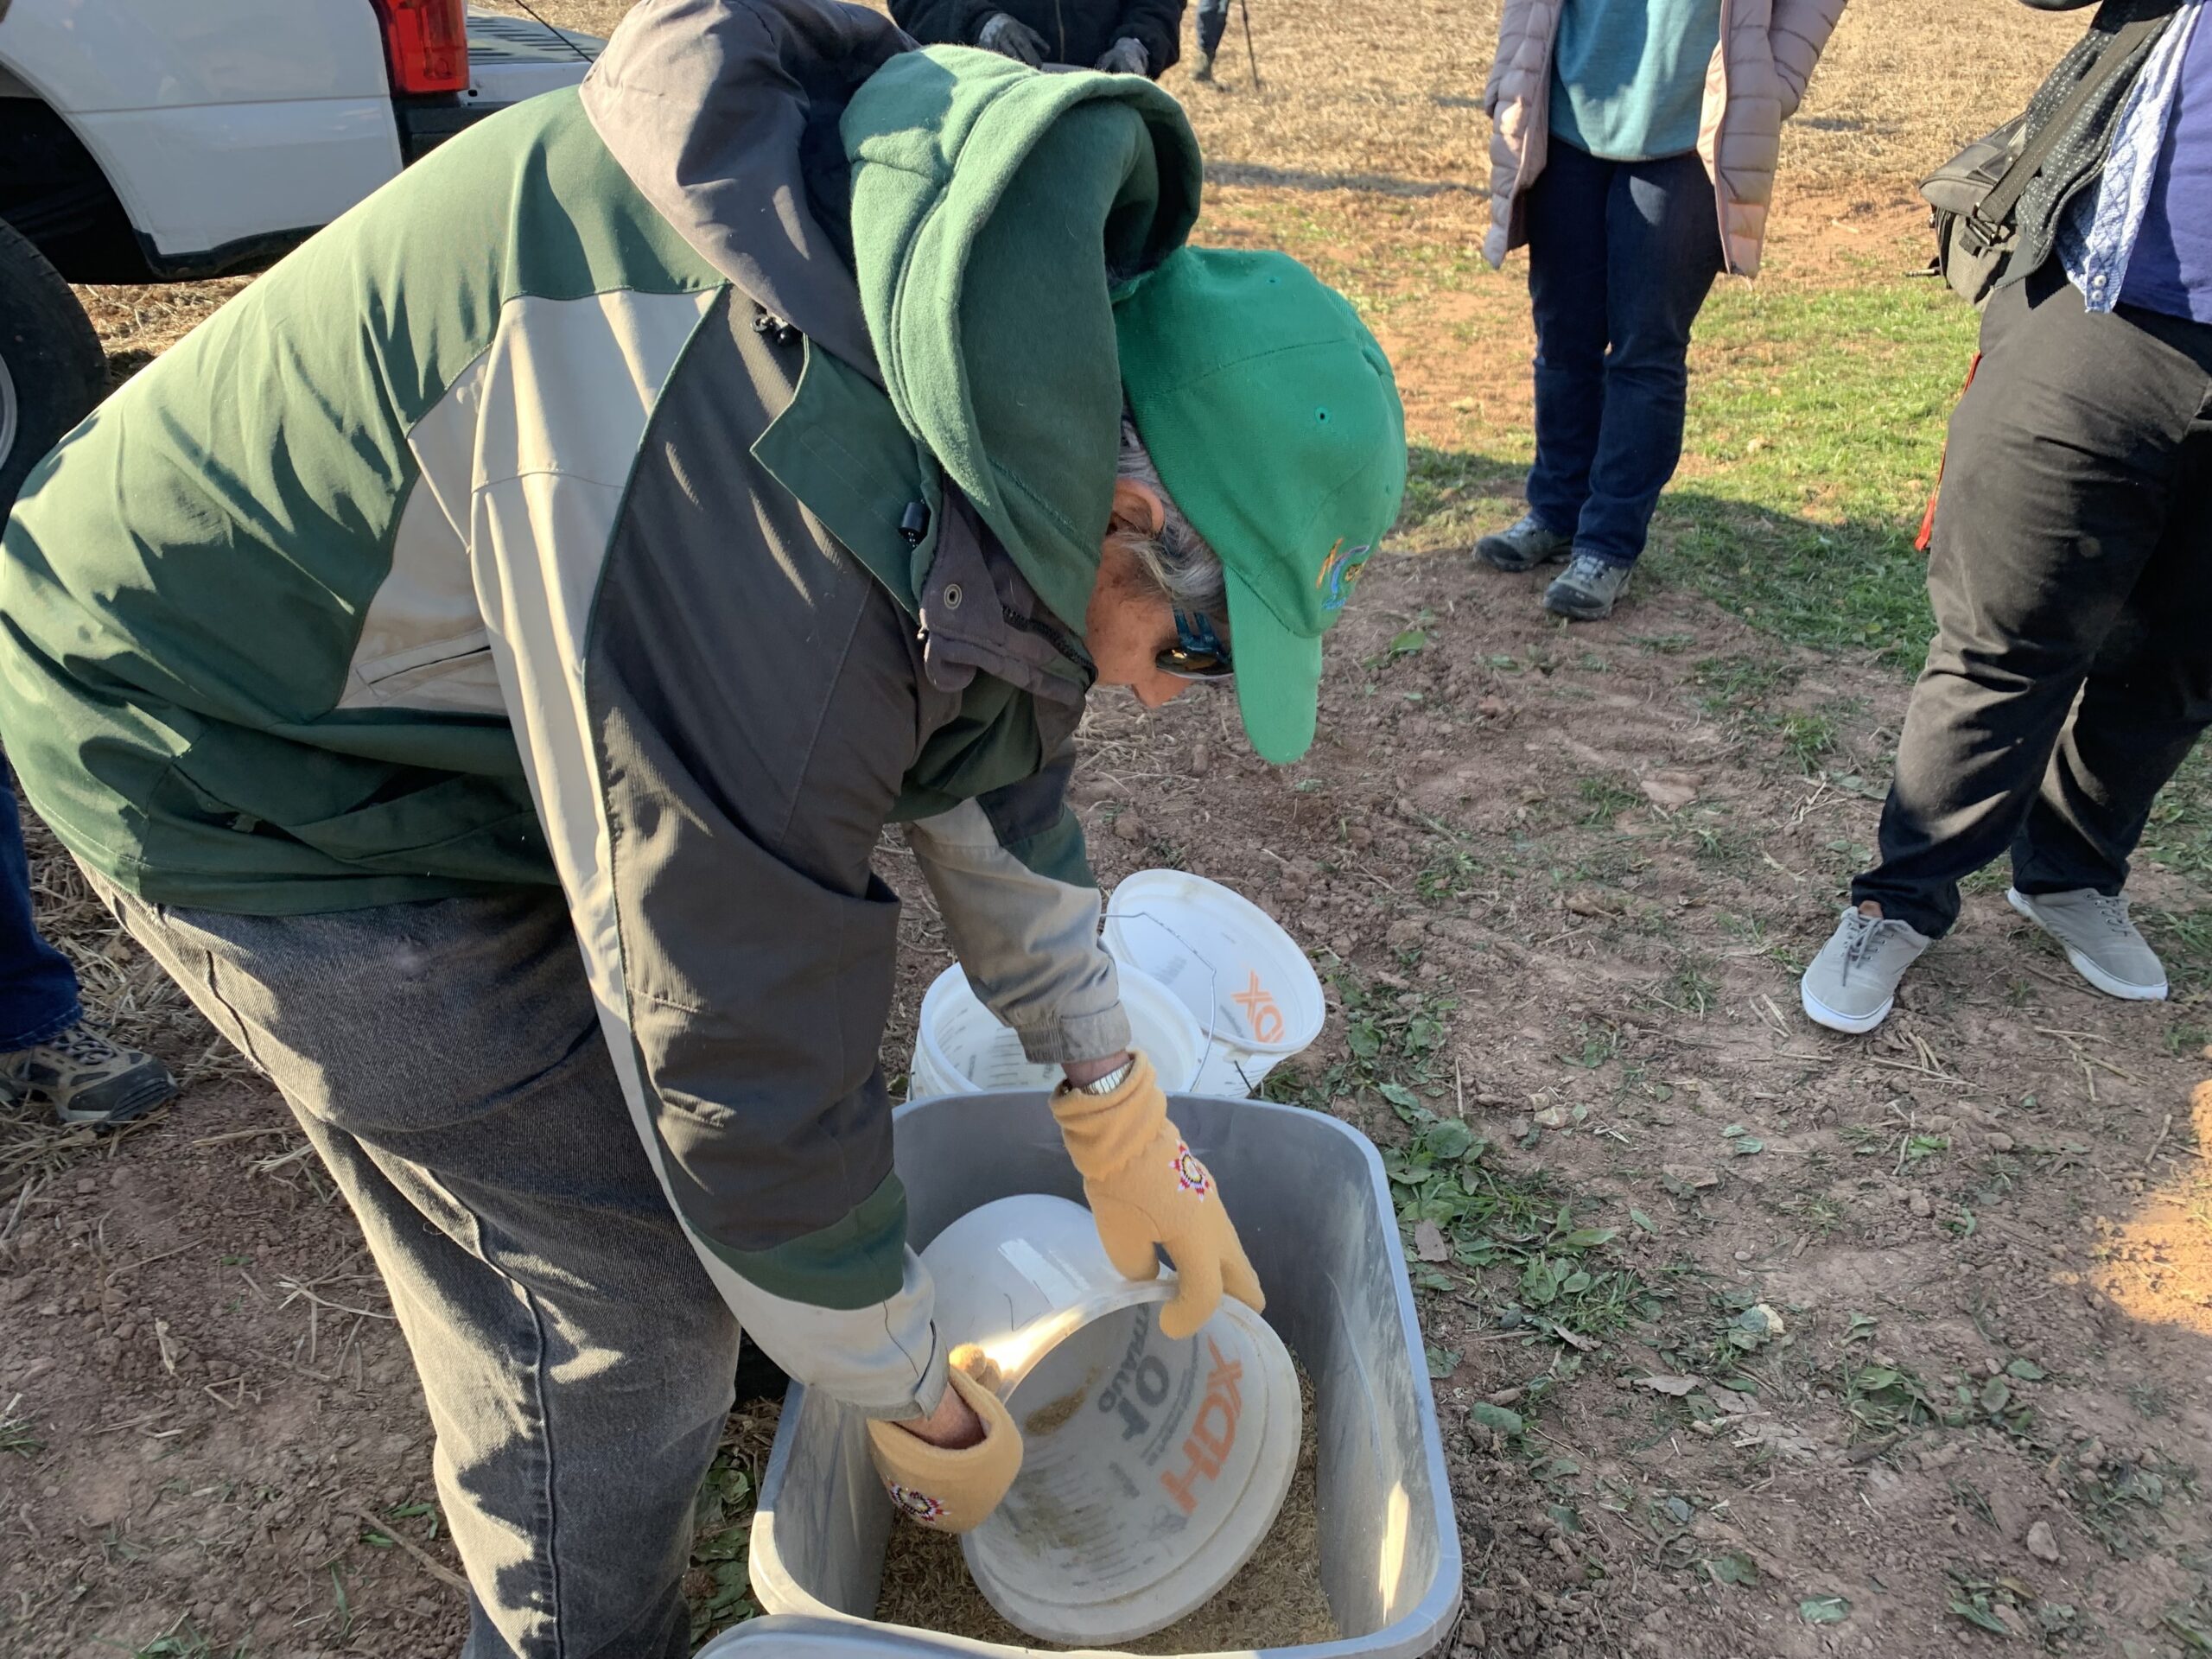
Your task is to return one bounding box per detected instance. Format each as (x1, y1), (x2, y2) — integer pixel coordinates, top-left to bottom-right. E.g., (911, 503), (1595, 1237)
(1159, 1338), (1245, 1516)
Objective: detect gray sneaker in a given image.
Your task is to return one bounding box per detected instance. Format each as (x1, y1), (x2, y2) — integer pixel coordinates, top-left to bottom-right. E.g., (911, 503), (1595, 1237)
(1475, 512), (1573, 572)
(1543, 552), (1633, 620)
(1801, 905), (1932, 1034)
(0, 1020), (177, 1126)
(2007, 887), (2167, 1001)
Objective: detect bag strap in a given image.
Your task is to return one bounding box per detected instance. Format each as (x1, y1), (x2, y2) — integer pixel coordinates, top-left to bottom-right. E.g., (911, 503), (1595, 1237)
(1975, 5), (2177, 234)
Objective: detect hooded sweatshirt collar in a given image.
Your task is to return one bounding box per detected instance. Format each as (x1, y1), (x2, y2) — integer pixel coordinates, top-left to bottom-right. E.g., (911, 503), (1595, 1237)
(579, 0), (906, 384)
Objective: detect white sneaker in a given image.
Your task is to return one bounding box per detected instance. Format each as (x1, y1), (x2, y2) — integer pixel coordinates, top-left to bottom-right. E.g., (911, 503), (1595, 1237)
(1800, 905), (1933, 1034)
(2007, 887), (2168, 1001)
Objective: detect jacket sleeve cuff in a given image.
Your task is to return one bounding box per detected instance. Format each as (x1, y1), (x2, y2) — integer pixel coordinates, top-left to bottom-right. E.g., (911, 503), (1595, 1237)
(1014, 999), (1134, 1067)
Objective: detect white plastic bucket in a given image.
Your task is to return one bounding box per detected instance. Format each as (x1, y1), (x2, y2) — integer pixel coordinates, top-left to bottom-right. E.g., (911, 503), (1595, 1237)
(906, 962), (1206, 1099)
(1103, 870), (1325, 1096)
(920, 1194), (1301, 1647)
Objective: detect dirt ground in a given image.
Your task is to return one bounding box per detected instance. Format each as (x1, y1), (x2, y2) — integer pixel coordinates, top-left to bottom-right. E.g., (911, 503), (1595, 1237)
(10, 3), (2212, 1657)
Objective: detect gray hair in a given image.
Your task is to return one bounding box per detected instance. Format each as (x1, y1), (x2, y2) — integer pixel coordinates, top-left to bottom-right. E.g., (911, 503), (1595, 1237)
(1115, 419), (1227, 622)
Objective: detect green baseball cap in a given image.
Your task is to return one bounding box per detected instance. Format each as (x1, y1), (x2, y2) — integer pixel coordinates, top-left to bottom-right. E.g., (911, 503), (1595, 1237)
(1115, 246), (1406, 765)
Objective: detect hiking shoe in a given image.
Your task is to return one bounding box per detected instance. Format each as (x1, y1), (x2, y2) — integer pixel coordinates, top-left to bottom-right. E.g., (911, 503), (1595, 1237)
(0, 1020), (177, 1126)
(1543, 552), (1633, 620)
(1475, 511), (1573, 572)
(2007, 887), (2168, 1001)
(1192, 48), (1215, 81)
(1801, 905), (1932, 1034)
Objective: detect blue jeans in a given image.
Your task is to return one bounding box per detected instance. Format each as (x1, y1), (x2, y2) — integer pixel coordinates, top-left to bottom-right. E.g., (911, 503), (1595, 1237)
(1522, 139), (1725, 569)
(0, 763), (80, 1051)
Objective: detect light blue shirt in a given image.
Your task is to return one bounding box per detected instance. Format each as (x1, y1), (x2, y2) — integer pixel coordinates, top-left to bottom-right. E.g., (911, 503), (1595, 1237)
(1549, 0), (1725, 163)
(2058, 0), (2204, 315)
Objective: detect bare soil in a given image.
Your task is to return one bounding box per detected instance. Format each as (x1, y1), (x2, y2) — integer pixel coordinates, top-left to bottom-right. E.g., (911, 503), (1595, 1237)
(10, 4), (2209, 1657)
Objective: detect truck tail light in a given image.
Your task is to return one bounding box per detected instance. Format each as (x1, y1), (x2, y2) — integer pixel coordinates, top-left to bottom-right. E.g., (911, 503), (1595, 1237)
(370, 0), (470, 95)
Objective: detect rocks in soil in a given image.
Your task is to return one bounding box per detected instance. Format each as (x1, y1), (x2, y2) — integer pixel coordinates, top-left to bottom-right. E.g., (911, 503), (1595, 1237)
(2025, 1519), (2062, 1563)
(1639, 772), (1700, 808)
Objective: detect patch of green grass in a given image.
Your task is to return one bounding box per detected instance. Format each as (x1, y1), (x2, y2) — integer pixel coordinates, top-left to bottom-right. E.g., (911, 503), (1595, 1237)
(2074, 1456), (2194, 1560)
(1647, 958), (1720, 1017)
(1416, 841), (1486, 907)
(1262, 965), (1456, 1114)
(2145, 906), (2212, 1000)
(113, 1631), (247, 1659)
(1654, 281), (1977, 666)
(1692, 652), (1803, 715)
(1559, 1020), (1625, 1069)
(0, 1397), (40, 1457)
(1778, 710), (1839, 772)
(2142, 745), (2212, 880)
(1576, 775), (1641, 827)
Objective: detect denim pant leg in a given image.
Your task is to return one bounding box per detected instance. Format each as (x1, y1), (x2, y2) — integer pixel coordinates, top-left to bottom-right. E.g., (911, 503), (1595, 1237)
(1574, 149), (1725, 568)
(94, 879), (741, 1659)
(0, 763), (81, 1051)
(1523, 141), (1615, 540)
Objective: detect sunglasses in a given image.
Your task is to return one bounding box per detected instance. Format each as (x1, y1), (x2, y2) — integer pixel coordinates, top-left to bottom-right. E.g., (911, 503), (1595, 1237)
(1156, 611), (1234, 683)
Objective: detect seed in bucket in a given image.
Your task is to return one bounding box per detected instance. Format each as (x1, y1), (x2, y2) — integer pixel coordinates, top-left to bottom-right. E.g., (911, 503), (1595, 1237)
(875, 1366), (1335, 1652)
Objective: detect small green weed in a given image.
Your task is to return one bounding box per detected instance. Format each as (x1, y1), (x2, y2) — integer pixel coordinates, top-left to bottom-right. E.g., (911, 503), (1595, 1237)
(687, 1440), (760, 1642)
(1576, 775), (1641, 827)
(1778, 711), (1838, 771)
(2074, 1456), (2194, 1560)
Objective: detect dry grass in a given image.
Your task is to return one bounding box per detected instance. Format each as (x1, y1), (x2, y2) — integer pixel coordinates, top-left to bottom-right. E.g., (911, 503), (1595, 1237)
(499, 0), (2079, 197)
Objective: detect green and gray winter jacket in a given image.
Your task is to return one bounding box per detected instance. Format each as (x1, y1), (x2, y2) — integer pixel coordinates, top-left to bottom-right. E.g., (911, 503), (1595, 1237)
(0, 0), (1199, 1414)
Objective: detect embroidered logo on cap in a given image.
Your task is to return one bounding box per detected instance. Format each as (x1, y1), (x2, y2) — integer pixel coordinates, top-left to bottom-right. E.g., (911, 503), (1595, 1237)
(1315, 538), (1373, 613)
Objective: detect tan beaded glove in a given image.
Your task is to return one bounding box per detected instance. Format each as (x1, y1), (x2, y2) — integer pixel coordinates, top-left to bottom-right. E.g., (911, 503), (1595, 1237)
(864, 1349), (1022, 1533)
(1051, 1052), (1265, 1339)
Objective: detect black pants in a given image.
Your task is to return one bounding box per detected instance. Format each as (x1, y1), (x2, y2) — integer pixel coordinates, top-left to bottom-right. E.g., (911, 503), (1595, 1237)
(1854, 264), (2212, 938)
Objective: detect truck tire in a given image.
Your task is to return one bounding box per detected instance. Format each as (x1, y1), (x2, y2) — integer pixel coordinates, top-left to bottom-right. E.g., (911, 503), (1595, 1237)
(0, 214), (107, 519)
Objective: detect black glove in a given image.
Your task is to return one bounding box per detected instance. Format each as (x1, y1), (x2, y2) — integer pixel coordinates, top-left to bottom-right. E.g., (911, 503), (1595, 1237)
(977, 11), (1048, 65)
(1095, 35), (1148, 74)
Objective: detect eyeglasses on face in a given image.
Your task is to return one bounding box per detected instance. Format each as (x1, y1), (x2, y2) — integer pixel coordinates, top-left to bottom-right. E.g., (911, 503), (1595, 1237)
(1156, 611), (1232, 682)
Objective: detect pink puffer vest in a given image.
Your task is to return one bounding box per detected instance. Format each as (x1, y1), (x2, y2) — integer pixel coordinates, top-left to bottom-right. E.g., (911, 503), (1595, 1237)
(1482, 0), (1848, 278)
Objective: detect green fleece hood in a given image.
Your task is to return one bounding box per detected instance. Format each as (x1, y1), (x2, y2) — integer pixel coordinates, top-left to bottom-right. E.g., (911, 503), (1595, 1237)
(842, 47), (1201, 635)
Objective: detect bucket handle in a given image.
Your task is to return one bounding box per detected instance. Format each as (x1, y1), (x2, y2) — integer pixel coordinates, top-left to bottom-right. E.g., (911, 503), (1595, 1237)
(1101, 905), (1226, 1085)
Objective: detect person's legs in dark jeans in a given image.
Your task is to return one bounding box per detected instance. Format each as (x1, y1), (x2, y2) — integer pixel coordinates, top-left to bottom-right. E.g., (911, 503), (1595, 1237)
(1523, 141), (1618, 543)
(99, 882), (741, 1659)
(1573, 149), (1726, 569)
(1853, 267), (2212, 938)
(0, 762), (82, 1053)
(1522, 140), (1723, 613)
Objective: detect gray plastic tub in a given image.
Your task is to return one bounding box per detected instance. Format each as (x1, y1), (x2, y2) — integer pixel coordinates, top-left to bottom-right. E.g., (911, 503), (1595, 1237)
(746, 1090), (1462, 1658)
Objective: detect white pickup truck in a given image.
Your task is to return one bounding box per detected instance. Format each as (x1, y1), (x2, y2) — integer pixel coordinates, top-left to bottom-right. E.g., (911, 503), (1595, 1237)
(0, 0), (603, 510)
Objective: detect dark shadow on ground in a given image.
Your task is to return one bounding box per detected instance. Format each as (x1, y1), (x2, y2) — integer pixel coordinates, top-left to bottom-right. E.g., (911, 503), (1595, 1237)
(1206, 163), (1484, 196)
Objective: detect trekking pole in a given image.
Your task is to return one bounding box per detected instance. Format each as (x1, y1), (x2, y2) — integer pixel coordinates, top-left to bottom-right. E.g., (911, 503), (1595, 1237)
(1238, 0), (1262, 90)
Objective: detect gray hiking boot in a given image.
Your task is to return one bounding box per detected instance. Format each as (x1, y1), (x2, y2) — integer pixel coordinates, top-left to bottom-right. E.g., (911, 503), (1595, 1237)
(1543, 552), (1633, 620)
(1192, 48), (1215, 81)
(0, 1020), (177, 1126)
(2007, 887), (2167, 1001)
(1801, 904), (1932, 1034)
(1475, 511), (1573, 572)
